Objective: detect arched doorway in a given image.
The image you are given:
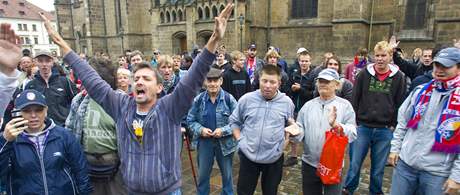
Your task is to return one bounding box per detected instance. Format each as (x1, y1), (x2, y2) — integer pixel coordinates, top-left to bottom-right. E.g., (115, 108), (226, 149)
(172, 31), (187, 54)
(196, 30), (213, 48)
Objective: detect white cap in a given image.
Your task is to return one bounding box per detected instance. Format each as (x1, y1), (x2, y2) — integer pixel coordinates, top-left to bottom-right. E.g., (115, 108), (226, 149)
(297, 47), (308, 54)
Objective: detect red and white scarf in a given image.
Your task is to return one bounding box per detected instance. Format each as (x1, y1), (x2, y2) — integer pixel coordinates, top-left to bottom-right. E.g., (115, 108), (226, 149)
(407, 75), (460, 154)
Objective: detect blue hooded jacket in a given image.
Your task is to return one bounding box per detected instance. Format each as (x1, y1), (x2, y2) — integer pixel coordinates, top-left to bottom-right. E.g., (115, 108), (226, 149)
(0, 119), (92, 195)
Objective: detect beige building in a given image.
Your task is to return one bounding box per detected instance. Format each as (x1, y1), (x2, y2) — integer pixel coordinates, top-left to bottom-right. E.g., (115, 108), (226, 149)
(0, 0), (60, 57)
(55, 0), (460, 63)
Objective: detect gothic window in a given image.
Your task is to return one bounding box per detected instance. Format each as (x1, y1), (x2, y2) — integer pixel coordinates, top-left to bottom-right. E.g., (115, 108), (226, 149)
(205, 6), (210, 19)
(166, 11), (171, 23)
(115, 0), (122, 33)
(155, 0), (160, 6)
(198, 7), (203, 20)
(219, 5), (224, 13)
(82, 24), (87, 37)
(178, 10), (183, 21)
(160, 12), (165, 23)
(172, 11), (177, 22)
(212, 6), (218, 17)
(291, 0), (318, 19)
(404, 0), (427, 29)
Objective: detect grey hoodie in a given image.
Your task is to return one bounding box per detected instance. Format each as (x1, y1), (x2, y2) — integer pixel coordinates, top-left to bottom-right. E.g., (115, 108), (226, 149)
(293, 96), (357, 167)
(391, 84), (460, 182)
(229, 90), (295, 164)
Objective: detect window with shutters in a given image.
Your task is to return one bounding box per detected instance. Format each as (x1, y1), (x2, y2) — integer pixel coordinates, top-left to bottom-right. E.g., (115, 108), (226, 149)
(404, 0), (427, 29)
(291, 0), (318, 19)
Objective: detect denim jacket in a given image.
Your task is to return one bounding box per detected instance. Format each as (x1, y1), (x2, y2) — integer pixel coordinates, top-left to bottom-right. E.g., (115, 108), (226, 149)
(187, 89), (238, 156)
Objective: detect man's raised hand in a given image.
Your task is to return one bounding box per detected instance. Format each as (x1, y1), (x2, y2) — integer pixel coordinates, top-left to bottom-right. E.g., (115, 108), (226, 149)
(0, 23), (21, 76)
(206, 1), (234, 53)
(39, 12), (72, 55)
(388, 35), (400, 50)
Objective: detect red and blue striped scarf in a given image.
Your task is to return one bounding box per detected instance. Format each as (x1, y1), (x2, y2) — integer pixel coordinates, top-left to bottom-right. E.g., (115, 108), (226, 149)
(407, 75), (460, 154)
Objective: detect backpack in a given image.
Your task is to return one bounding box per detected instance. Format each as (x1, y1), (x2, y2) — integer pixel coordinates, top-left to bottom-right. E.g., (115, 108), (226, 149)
(193, 91), (232, 111)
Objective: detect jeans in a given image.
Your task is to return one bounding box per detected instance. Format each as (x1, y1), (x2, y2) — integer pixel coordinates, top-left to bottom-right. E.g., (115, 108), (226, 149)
(344, 125), (393, 195)
(237, 150), (284, 195)
(169, 188), (181, 195)
(302, 161), (341, 195)
(197, 138), (234, 195)
(390, 160), (447, 195)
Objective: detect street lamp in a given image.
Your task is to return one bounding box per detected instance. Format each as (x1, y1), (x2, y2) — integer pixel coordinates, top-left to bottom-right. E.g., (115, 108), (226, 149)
(119, 27), (124, 53)
(238, 14), (244, 51)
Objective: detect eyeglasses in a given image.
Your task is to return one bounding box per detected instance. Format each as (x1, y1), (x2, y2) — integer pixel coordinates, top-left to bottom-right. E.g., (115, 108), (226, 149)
(154, 52), (159, 55)
(328, 63), (339, 65)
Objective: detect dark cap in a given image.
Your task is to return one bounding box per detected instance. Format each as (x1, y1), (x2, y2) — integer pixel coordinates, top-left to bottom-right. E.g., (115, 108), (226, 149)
(248, 44), (256, 50)
(432, 47), (460, 68)
(206, 68), (223, 79)
(14, 89), (47, 110)
(34, 50), (53, 59)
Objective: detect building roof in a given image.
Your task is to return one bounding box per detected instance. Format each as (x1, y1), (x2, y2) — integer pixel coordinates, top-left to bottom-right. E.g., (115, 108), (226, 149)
(0, 0), (55, 21)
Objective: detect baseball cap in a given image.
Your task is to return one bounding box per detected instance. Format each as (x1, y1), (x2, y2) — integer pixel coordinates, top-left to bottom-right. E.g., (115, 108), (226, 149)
(297, 47), (308, 54)
(206, 68), (223, 79)
(432, 47), (460, 68)
(248, 44), (257, 50)
(14, 89), (47, 110)
(317, 68), (340, 81)
(34, 50), (53, 59)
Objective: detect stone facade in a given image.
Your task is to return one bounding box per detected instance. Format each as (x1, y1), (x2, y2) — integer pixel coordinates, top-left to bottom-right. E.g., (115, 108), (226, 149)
(55, 0), (460, 64)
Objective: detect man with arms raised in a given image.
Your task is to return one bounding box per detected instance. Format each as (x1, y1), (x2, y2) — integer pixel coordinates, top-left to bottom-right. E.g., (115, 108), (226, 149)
(40, 2), (234, 194)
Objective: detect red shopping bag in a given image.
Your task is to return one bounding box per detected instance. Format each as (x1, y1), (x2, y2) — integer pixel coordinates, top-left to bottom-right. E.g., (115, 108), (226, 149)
(316, 128), (348, 185)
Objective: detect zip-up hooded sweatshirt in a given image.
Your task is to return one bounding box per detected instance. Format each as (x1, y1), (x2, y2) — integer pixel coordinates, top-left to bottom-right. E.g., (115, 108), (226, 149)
(0, 119), (92, 195)
(293, 96), (357, 167)
(391, 85), (460, 182)
(352, 63), (406, 128)
(63, 49), (215, 194)
(229, 90), (295, 164)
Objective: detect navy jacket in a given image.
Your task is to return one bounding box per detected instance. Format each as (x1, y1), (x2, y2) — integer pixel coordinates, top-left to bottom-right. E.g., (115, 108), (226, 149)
(25, 72), (77, 126)
(0, 120), (92, 195)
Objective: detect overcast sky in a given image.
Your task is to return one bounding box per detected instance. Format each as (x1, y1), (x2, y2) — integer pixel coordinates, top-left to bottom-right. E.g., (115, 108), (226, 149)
(27, 0), (55, 11)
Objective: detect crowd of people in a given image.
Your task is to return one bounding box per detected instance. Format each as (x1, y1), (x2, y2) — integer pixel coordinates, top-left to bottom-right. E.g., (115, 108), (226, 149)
(1, 2), (460, 195)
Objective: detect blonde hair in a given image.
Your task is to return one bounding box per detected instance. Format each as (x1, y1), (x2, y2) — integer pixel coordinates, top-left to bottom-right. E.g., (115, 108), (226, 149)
(374, 41), (393, 55)
(230, 50), (245, 62)
(117, 68), (131, 77)
(172, 55), (181, 60)
(264, 50), (280, 62)
(157, 55), (173, 68)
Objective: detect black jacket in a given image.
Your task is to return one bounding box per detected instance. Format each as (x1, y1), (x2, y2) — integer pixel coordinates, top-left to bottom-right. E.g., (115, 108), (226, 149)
(393, 50), (432, 80)
(288, 68), (317, 113)
(212, 61), (232, 72)
(409, 70), (433, 93)
(352, 64), (406, 128)
(222, 67), (252, 100)
(25, 72), (77, 126)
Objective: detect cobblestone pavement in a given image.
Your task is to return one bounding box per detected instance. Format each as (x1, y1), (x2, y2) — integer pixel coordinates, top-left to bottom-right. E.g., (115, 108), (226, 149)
(180, 146), (394, 195)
